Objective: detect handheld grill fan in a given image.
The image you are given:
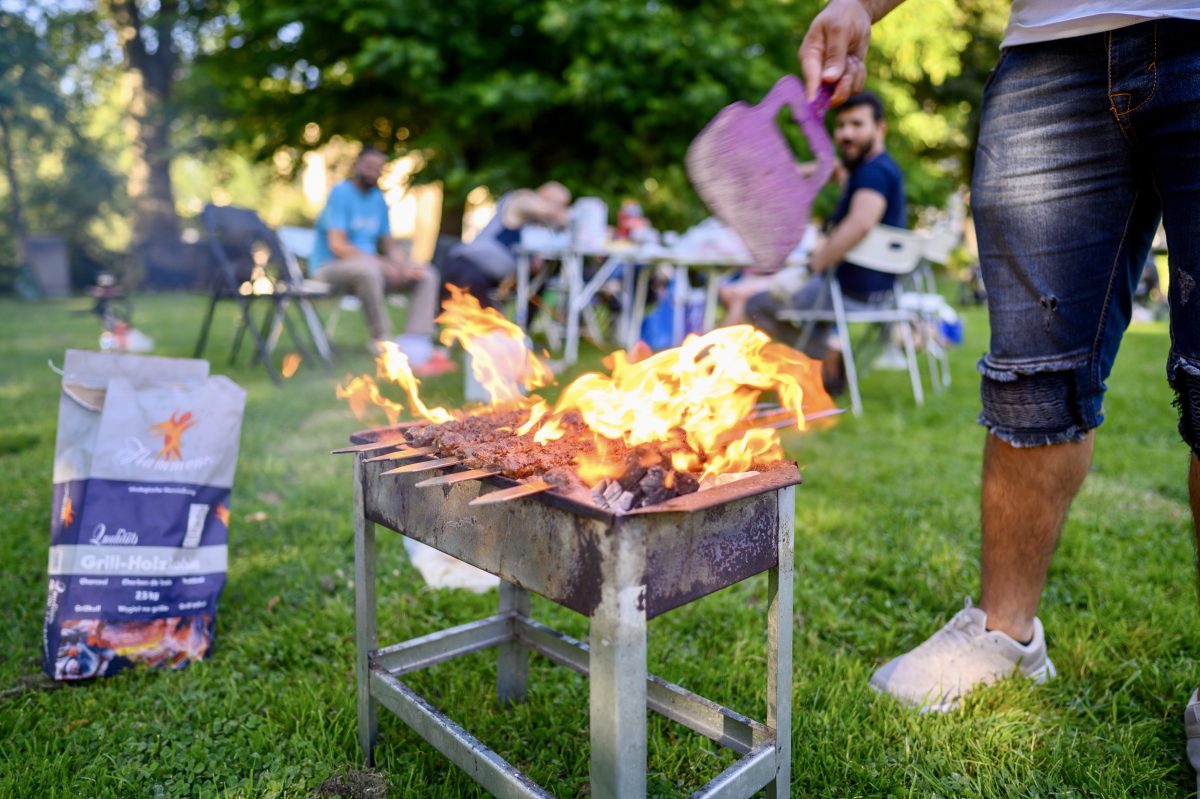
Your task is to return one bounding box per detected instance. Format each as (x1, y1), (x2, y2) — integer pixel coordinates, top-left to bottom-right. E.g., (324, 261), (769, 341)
(686, 77), (835, 272)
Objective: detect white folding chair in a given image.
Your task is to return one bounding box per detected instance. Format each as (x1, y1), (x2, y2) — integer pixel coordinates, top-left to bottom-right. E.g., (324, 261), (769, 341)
(906, 227), (961, 390)
(777, 224), (929, 416)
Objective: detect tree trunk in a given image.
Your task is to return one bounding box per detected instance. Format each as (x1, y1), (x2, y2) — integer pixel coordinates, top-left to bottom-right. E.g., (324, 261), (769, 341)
(439, 188), (466, 238)
(107, 0), (180, 278)
(125, 69), (180, 248)
(0, 113), (28, 269)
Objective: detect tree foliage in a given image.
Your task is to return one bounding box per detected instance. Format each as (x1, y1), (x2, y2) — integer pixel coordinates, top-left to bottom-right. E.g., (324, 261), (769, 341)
(188, 0), (1009, 232)
(0, 9), (122, 292)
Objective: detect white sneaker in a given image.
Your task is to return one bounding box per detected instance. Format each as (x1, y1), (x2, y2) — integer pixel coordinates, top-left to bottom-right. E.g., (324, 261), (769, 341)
(1184, 689), (1200, 793)
(869, 598), (1056, 712)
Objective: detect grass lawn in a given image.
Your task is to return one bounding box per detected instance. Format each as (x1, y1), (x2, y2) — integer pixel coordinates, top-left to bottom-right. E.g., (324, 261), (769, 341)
(0, 291), (1196, 797)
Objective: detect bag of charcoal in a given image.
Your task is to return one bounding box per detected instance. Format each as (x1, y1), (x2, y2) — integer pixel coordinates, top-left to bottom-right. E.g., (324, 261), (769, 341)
(43, 350), (246, 680)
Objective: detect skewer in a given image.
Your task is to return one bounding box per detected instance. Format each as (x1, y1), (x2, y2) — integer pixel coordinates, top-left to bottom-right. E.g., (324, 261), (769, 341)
(414, 468), (501, 488)
(381, 456), (462, 475)
(715, 407), (846, 448)
(469, 480), (553, 506)
(330, 438), (408, 455)
(363, 446), (437, 463)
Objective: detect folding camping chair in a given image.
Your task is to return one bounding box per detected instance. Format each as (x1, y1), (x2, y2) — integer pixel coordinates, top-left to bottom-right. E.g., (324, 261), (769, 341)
(195, 204), (333, 384)
(777, 224), (930, 416)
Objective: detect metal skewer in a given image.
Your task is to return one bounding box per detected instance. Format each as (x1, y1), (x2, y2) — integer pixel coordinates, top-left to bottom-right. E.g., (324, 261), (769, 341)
(381, 457), (462, 475)
(414, 468), (501, 488)
(363, 446), (437, 463)
(331, 438), (409, 455)
(469, 480), (553, 506)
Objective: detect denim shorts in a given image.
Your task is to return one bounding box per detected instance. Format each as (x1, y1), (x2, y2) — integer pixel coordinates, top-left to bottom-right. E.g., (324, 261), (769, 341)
(971, 20), (1200, 454)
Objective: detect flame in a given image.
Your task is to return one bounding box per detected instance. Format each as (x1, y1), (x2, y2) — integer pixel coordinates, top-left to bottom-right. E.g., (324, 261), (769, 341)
(281, 353), (301, 379)
(337, 342), (456, 425)
(437, 285), (554, 407)
(60, 491), (76, 527)
(531, 325), (833, 481)
(213, 504), (230, 527)
(337, 287), (554, 424)
(338, 294), (833, 483)
(150, 410), (197, 462)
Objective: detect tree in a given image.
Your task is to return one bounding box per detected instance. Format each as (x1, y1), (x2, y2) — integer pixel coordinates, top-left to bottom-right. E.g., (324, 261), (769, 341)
(186, 0), (1006, 234)
(186, 0), (830, 232)
(0, 12), (64, 273)
(0, 8), (121, 293)
(100, 0), (224, 274)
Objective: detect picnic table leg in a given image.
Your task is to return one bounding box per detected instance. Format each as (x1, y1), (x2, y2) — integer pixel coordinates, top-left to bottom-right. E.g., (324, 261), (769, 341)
(565, 251), (583, 364)
(626, 265), (652, 352)
(516, 251), (531, 331)
(618, 259), (635, 348)
(671, 265), (689, 346)
(702, 268), (725, 332)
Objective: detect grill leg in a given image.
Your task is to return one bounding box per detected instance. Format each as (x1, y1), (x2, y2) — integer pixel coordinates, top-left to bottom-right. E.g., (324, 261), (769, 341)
(497, 581), (531, 707)
(589, 539), (647, 799)
(354, 456), (378, 765)
(766, 485), (795, 797)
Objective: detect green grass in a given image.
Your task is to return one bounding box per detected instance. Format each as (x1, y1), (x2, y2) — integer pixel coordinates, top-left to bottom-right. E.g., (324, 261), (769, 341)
(0, 293), (1196, 797)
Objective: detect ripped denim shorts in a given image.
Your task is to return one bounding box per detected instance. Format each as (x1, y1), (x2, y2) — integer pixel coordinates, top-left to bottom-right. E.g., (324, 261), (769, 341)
(971, 20), (1200, 454)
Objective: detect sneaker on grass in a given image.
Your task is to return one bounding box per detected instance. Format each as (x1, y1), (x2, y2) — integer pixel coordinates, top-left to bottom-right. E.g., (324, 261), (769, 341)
(1184, 689), (1200, 793)
(869, 598), (1056, 712)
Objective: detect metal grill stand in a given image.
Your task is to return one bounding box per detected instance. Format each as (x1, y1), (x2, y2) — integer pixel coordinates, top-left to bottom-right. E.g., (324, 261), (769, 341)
(352, 447), (796, 798)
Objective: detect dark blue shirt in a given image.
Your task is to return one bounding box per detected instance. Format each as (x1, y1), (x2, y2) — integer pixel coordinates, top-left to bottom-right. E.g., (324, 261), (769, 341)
(828, 151), (906, 296)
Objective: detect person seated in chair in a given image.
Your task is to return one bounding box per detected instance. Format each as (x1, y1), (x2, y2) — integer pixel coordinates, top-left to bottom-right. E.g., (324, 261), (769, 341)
(308, 145), (453, 375)
(440, 182), (572, 310)
(745, 90), (906, 394)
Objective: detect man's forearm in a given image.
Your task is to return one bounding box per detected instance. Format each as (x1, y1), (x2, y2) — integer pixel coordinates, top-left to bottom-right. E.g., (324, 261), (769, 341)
(809, 218), (874, 273)
(849, 0), (908, 24)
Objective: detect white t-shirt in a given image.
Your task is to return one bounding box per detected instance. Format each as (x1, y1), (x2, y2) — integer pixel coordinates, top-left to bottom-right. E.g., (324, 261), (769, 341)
(1003, 1), (1200, 46)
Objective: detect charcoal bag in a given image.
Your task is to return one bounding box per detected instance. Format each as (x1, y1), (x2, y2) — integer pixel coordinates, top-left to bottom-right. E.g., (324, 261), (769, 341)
(43, 350), (246, 680)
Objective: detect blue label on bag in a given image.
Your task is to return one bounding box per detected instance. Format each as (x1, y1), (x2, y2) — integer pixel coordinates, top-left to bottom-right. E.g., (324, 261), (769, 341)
(44, 477), (232, 679)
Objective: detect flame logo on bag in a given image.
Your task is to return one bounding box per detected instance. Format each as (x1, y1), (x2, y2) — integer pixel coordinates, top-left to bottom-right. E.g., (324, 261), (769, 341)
(213, 504), (230, 527)
(150, 411), (197, 462)
(60, 490), (76, 527)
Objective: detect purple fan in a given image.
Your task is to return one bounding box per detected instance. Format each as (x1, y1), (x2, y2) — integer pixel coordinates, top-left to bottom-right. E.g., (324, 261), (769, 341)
(686, 77), (835, 272)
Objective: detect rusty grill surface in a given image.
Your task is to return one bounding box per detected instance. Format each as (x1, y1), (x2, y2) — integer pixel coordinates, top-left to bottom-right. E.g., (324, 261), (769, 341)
(345, 421), (798, 798)
(350, 424), (799, 618)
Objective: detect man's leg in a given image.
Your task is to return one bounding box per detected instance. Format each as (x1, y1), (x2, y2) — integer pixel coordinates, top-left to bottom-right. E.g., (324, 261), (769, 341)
(869, 30), (1159, 711)
(979, 433), (1094, 642)
(401, 266), (440, 337)
(439, 254), (499, 309)
(314, 258), (391, 340)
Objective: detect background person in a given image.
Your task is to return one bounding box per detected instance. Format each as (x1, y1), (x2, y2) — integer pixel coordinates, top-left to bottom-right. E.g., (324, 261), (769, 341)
(440, 182), (572, 309)
(744, 90), (906, 394)
(308, 145), (451, 374)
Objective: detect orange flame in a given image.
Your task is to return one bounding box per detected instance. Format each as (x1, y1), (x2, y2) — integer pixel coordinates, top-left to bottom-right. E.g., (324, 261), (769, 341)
(60, 492), (76, 527)
(437, 285), (554, 407)
(150, 410), (197, 462)
(534, 325), (833, 481)
(213, 504), (230, 527)
(337, 342), (456, 425)
(337, 294), (833, 482)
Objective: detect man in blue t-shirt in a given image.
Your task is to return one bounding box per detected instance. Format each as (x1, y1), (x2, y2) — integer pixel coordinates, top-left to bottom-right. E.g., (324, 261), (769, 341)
(746, 90), (906, 394)
(310, 146), (451, 373)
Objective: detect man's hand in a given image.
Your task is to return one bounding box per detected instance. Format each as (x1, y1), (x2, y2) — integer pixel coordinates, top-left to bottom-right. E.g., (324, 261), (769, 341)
(799, 0), (875, 105)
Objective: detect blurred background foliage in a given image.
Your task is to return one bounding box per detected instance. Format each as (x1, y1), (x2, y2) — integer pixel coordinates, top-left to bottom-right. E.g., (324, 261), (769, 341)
(0, 0), (1006, 292)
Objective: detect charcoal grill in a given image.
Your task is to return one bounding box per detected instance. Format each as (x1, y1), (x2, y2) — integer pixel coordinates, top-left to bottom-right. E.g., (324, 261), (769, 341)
(341, 423), (799, 798)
